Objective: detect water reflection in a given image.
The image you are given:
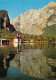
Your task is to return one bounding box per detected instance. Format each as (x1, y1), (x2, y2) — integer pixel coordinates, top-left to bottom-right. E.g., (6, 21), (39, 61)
(0, 43), (56, 80)
(11, 43), (56, 80)
(0, 46), (16, 78)
(14, 43), (21, 53)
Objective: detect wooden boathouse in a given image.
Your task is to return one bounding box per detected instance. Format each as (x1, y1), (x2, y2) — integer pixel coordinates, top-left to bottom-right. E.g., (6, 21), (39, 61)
(0, 38), (9, 46)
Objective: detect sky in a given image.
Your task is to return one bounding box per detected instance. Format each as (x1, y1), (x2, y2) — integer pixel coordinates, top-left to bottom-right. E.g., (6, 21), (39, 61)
(0, 0), (56, 20)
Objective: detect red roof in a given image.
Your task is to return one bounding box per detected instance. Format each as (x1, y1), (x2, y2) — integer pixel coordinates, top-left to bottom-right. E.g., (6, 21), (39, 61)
(14, 36), (18, 39)
(17, 33), (20, 35)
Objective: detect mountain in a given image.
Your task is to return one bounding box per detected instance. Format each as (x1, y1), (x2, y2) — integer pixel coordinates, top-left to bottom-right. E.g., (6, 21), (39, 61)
(0, 10), (15, 31)
(11, 2), (56, 35)
(0, 10), (10, 29)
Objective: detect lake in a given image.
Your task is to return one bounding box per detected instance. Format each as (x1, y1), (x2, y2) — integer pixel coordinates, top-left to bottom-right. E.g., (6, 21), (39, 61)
(0, 42), (56, 80)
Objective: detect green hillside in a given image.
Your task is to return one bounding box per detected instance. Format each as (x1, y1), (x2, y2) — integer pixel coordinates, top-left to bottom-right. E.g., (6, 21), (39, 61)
(0, 29), (16, 39)
(43, 24), (56, 36)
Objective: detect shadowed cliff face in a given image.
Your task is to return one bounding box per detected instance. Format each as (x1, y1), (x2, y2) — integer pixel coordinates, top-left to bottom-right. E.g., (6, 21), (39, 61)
(0, 10), (10, 29)
(0, 10), (15, 32)
(11, 2), (56, 35)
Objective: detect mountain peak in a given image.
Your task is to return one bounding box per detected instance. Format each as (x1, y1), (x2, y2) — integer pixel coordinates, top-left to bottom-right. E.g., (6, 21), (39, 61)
(48, 2), (56, 6)
(11, 2), (56, 35)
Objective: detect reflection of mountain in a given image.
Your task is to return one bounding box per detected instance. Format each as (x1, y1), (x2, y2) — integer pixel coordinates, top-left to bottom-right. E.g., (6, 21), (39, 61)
(11, 44), (56, 80)
(43, 45), (56, 80)
(0, 47), (16, 77)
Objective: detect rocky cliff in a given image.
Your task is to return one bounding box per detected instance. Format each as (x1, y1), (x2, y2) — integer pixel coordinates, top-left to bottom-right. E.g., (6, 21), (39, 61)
(0, 10), (15, 31)
(0, 10), (10, 29)
(11, 2), (56, 35)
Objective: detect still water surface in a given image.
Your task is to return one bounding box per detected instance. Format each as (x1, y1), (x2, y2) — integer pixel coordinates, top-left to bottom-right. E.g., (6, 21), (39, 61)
(0, 43), (56, 80)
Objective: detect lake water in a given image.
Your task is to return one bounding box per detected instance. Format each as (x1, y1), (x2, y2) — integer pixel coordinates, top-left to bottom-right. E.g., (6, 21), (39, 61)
(0, 43), (56, 80)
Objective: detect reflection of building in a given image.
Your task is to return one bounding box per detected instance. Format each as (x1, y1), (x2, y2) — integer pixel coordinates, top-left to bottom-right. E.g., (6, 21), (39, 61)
(14, 42), (21, 53)
(14, 33), (21, 43)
